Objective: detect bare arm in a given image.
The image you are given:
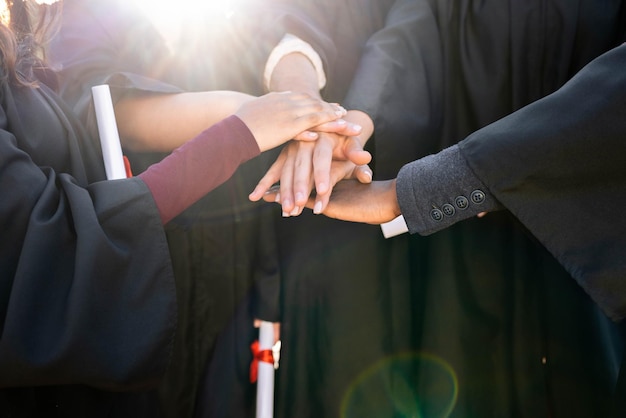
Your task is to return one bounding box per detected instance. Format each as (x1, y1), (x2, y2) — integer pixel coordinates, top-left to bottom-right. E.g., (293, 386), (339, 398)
(114, 90), (255, 152)
(139, 91), (347, 224)
(301, 179), (401, 224)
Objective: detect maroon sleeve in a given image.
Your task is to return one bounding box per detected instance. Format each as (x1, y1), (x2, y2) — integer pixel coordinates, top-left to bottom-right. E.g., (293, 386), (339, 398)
(138, 115), (260, 224)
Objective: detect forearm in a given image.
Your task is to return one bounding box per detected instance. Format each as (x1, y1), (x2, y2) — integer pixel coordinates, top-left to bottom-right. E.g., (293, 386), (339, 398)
(268, 52), (322, 97)
(115, 91), (254, 152)
(138, 115), (260, 224)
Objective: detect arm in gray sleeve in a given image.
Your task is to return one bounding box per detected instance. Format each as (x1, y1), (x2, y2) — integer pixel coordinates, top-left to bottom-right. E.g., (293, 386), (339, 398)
(396, 144), (502, 235)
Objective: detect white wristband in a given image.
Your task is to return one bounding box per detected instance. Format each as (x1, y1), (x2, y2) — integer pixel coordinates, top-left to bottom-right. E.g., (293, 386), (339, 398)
(264, 33), (327, 91)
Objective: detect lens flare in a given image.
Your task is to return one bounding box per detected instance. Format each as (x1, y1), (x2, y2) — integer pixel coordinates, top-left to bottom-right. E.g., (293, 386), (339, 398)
(131, 0), (242, 50)
(341, 352), (458, 418)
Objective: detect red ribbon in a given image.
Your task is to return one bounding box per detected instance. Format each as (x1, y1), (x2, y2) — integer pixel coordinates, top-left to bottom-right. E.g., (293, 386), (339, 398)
(123, 156), (133, 178)
(250, 340), (274, 383)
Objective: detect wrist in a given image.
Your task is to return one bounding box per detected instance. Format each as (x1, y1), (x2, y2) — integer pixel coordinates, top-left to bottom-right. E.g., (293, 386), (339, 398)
(265, 34), (326, 93)
(269, 53), (321, 98)
(389, 179), (402, 218)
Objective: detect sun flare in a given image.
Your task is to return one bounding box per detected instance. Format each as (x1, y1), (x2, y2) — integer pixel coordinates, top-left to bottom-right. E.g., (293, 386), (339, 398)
(131, 0), (241, 48)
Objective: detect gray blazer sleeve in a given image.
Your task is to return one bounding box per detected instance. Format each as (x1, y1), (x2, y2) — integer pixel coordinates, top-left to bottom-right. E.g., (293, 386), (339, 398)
(396, 145), (501, 235)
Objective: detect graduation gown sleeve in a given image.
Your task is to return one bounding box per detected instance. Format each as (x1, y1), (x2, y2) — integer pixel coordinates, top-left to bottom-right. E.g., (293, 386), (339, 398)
(0, 85), (177, 391)
(397, 44), (626, 321)
(461, 44), (626, 322)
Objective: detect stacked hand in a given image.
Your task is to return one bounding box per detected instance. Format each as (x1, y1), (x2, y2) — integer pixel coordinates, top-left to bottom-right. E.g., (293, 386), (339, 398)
(235, 91), (349, 152)
(249, 109), (374, 216)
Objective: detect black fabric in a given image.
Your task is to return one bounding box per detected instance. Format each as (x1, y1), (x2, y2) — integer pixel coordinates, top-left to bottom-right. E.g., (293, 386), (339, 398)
(0, 62), (176, 415)
(458, 44), (626, 322)
(173, 6), (417, 415)
(263, 0), (626, 417)
(48, 1), (288, 417)
(43, 1), (626, 417)
(230, 2), (420, 417)
(169, 3), (414, 418)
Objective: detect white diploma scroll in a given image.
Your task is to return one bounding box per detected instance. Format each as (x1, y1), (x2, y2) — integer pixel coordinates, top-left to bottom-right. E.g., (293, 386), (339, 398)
(92, 85), (127, 180)
(381, 215), (409, 238)
(256, 321), (275, 418)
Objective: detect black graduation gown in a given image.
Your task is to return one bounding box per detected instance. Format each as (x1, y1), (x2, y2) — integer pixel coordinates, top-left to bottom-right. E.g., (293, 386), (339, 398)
(223, 2), (421, 417)
(48, 2), (285, 417)
(197, 2), (626, 416)
(334, 0), (625, 417)
(144, 6), (407, 417)
(0, 69), (176, 415)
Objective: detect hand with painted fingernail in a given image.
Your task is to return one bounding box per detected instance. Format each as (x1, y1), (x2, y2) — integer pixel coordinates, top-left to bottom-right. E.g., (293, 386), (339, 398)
(235, 91), (346, 152)
(249, 109), (374, 216)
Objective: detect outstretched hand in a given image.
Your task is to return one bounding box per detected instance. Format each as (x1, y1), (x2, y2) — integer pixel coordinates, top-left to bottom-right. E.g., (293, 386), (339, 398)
(235, 91), (346, 152)
(249, 110), (374, 215)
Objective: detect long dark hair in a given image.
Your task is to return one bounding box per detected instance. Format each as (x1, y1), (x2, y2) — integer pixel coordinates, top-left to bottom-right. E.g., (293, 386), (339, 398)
(0, 0), (60, 87)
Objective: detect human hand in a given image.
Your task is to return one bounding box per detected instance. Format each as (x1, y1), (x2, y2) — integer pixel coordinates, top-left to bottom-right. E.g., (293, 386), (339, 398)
(291, 116), (361, 141)
(235, 91), (346, 152)
(248, 110), (374, 215)
(299, 179), (402, 224)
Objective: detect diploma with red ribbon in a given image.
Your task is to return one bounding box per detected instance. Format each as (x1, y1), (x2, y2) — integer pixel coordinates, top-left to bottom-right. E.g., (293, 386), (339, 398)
(250, 340), (274, 384)
(92, 84), (132, 180)
(251, 321), (276, 418)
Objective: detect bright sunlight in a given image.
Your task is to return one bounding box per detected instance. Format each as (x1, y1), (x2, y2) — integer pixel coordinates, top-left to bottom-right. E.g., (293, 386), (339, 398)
(131, 0), (242, 49)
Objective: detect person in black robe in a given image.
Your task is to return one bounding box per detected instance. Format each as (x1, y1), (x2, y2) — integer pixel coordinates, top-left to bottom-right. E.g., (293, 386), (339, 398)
(0, 1), (346, 416)
(252, 0), (626, 417)
(47, 2), (363, 416)
(245, 3), (417, 417)
(47, 2), (281, 416)
(299, 41), (626, 417)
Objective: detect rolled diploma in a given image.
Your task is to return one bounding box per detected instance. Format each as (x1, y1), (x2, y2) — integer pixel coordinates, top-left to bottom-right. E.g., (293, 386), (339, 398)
(256, 321), (275, 418)
(92, 85), (127, 180)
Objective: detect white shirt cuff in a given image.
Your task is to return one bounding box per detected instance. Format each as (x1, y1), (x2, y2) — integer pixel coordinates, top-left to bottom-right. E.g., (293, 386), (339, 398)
(264, 33), (327, 91)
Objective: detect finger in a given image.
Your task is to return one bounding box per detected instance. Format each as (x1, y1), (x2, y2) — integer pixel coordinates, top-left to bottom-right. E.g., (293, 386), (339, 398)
(289, 102), (346, 136)
(306, 119), (363, 137)
(252, 320), (281, 344)
(279, 144), (298, 214)
(292, 142), (315, 208)
(329, 103), (347, 116)
(343, 137), (372, 166)
(293, 130), (320, 141)
(353, 164), (373, 184)
(324, 120), (363, 136)
(329, 160), (355, 185)
(261, 184), (281, 203)
(249, 152), (287, 201)
(312, 189), (331, 215)
(273, 323), (281, 344)
(315, 160), (355, 213)
(250, 173), (281, 202)
(312, 134), (334, 196)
